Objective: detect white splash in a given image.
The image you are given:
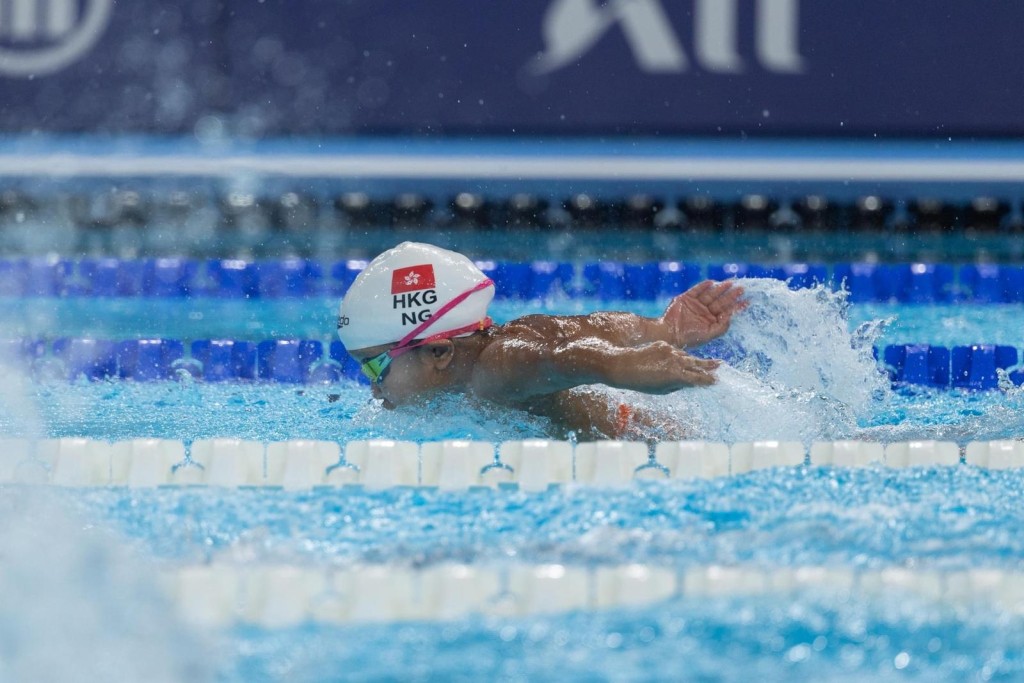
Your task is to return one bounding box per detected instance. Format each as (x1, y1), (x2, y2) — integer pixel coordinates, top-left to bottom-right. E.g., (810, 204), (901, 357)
(0, 491), (215, 683)
(0, 350), (215, 682)
(613, 279), (891, 443)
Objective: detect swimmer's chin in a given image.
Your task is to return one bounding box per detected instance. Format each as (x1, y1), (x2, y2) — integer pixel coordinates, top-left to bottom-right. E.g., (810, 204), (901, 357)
(368, 396), (398, 410)
(376, 388), (455, 411)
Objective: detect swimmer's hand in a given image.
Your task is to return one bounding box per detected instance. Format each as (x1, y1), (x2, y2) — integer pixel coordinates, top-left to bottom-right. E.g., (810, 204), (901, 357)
(607, 342), (720, 393)
(661, 280), (747, 349)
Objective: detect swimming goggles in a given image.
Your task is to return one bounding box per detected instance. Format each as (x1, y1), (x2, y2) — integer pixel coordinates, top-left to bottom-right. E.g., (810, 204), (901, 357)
(358, 278), (494, 385)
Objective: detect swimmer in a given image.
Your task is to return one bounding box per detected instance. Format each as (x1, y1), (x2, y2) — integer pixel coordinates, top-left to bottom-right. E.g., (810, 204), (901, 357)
(338, 242), (746, 439)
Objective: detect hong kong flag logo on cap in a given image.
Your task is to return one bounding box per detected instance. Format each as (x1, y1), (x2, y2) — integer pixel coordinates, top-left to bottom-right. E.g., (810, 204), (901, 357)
(391, 264), (436, 294)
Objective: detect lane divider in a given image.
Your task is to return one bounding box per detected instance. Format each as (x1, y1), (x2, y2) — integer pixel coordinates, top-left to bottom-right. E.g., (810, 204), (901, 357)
(882, 344), (1024, 389)
(2, 258), (1023, 303)
(2, 438), (1023, 489)
(161, 562), (1024, 627)
(3, 338), (1024, 387)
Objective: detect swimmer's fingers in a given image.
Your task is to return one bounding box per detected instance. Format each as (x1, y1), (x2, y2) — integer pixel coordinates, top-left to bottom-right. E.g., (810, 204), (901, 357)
(672, 280), (738, 315)
(663, 281), (746, 348)
(705, 281), (746, 315)
(679, 356), (720, 386)
(700, 278), (741, 301)
(679, 366), (717, 386)
(685, 280), (716, 299)
(688, 356), (720, 370)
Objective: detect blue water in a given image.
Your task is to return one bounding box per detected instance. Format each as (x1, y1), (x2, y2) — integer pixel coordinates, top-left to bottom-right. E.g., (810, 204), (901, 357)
(0, 297), (1022, 348)
(58, 466), (1024, 569)
(25, 465), (1024, 682)
(0, 279), (1020, 448)
(3, 278), (1024, 681)
(220, 598), (1024, 682)
(1, 378), (1020, 446)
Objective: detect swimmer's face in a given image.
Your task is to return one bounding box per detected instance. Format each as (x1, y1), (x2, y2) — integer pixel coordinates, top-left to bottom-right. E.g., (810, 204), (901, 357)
(350, 341), (455, 409)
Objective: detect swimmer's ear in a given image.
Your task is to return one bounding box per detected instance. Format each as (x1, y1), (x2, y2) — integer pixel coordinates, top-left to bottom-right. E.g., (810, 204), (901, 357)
(421, 340), (455, 370)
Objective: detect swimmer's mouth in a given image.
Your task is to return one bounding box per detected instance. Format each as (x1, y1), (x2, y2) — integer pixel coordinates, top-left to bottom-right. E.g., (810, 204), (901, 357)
(381, 398), (396, 410)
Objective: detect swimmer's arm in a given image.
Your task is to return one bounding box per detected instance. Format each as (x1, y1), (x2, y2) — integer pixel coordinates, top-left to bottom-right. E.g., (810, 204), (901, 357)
(569, 280), (746, 350)
(474, 338), (720, 402)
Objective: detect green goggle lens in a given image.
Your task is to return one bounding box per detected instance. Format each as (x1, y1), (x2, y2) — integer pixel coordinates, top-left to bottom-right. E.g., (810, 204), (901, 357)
(360, 351), (393, 384)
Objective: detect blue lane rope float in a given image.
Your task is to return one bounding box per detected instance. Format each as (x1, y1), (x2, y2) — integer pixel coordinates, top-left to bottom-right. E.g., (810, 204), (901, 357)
(882, 344), (1023, 389)
(1, 338), (1022, 387)
(0, 258), (1023, 302)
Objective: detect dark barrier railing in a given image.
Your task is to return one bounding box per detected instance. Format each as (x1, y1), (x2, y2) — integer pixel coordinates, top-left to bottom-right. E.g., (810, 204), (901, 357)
(3, 191), (1023, 234)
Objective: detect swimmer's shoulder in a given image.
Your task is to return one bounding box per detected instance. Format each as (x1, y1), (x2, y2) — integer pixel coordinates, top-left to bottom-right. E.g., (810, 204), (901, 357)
(478, 317), (548, 355)
(493, 314), (572, 340)
(474, 313), (588, 366)
(470, 317), (560, 402)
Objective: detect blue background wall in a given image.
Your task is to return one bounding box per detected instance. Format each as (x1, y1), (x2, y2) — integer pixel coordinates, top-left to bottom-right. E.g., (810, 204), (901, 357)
(1, 0), (1022, 137)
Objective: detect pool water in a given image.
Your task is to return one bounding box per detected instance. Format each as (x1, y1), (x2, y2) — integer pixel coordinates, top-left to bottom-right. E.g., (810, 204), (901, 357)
(2, 277), (1024, 682)
(1, 297), (1022, 349)
(12, 462), (1024, 681)
(5, 278), (1021, 445)
(59, 465), (1024, 569)
(217, 594), (1024, 682)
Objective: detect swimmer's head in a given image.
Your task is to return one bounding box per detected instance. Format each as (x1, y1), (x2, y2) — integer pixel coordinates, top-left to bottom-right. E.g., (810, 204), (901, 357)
(338, 242), (495, 405)
(353, 339), (466, 409)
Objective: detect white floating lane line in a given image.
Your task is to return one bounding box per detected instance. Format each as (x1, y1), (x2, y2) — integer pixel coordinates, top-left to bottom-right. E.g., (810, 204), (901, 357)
(163, 563), (1024, 627)
(5, 153), (1024, 182)
(3, 439), (1024, 489)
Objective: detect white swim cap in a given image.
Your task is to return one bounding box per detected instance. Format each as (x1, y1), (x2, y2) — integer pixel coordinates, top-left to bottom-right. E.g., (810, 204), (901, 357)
(337, 242), (495, 351)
